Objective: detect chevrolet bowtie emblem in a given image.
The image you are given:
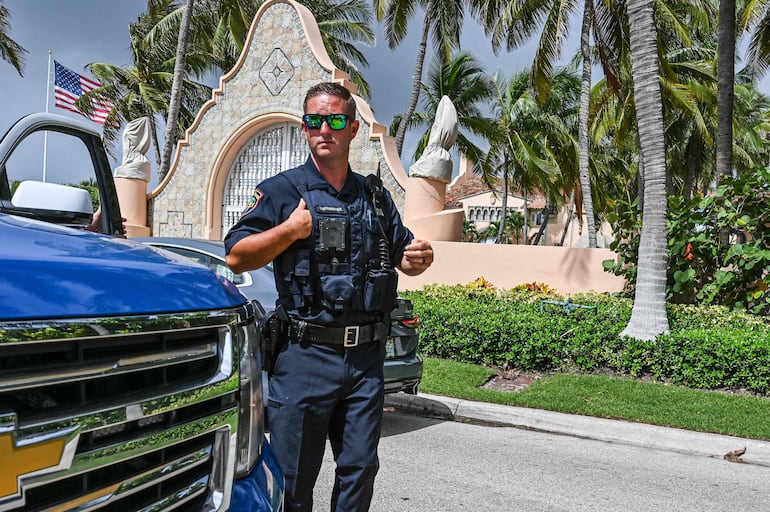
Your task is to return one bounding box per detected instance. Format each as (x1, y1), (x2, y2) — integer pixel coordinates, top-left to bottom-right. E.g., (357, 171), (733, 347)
(0, 415), (69, 501)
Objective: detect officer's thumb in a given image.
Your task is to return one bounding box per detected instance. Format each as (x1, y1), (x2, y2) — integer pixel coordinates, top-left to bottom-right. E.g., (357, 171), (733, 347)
(292, 198), (312, 239)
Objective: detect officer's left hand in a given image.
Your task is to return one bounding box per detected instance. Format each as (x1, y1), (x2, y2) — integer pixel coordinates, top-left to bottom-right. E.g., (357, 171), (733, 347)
(399, 239), (433, 275)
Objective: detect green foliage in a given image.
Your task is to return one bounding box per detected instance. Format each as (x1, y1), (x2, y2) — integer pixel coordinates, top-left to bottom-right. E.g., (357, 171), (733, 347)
(601, 197), (640, 296)
(462, 220), (479, 242)
(403, 286), (770, 395)
(603, 168), (770, 314)
(652, 329), (770, 393)
(480, 210), (526, 244)
(69, 178), (100, 211)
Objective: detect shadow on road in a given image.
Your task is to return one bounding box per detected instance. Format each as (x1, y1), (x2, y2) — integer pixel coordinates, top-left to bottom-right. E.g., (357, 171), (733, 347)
(380, 394), (454, 437)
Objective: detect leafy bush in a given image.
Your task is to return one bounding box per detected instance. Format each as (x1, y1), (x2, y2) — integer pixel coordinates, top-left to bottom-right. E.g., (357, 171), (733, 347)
(403, 285), (770, 395)
(604, 167), (770, 314)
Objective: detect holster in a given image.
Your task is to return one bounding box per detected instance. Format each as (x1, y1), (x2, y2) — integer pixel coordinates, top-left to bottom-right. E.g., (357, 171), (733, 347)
(260, 305), (288, 376)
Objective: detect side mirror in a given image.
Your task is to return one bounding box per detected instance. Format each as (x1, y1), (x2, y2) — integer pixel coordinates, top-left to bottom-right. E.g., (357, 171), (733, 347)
(11, 180), (94, 228)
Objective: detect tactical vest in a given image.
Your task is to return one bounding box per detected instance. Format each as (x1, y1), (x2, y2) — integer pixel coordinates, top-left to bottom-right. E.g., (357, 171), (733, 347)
(278, 169), (398, 325)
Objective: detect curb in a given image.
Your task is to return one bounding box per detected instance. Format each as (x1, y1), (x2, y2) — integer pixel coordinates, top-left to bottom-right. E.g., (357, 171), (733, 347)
(384, 392), (770, 468)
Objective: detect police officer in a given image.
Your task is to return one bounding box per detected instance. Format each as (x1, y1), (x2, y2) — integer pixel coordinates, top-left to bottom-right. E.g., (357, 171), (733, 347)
(225, 82), (433, 512)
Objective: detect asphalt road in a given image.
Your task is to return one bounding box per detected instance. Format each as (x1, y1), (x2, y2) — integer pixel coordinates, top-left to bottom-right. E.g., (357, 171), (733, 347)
(311, 407), (770, 511)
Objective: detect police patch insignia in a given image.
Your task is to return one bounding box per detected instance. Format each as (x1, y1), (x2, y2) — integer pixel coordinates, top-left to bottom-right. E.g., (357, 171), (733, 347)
(241, 188), (264, 216)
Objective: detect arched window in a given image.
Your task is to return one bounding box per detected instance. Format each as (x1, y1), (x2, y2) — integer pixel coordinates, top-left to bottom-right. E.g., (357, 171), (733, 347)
(222, 122), (306, 235)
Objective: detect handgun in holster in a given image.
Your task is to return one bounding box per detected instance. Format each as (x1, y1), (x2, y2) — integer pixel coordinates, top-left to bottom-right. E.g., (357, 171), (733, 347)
(260, 304), (288, 376)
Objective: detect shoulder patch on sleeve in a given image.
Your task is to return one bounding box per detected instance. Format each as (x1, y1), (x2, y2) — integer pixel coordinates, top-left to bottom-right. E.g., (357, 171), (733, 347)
(241, 188), (264, 217)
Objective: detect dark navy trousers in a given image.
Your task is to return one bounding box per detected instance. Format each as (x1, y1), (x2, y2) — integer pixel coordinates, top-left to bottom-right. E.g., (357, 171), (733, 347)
(267, 338), (385, 512)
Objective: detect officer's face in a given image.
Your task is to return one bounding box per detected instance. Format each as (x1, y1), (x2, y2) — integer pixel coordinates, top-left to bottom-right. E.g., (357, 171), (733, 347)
(303, 94), (359, 165)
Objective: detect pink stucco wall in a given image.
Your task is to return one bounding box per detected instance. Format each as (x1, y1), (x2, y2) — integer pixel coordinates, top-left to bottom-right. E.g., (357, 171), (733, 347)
(397, 241), (626, 295)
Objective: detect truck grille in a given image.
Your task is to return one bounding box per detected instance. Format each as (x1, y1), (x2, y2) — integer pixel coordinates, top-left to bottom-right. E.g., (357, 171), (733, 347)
(23, 431), (218, 511)
(0, 308), (250, 512)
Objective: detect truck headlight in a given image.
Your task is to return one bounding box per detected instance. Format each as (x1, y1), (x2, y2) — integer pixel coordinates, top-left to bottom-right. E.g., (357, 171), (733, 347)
(236, 311), (265, 477)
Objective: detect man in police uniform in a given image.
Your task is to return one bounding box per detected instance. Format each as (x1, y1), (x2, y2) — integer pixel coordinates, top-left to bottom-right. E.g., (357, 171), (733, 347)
(225, 82), (433, 512)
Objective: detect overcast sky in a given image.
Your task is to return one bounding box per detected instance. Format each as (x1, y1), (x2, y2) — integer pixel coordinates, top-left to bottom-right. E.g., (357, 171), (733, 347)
(1, 0), (583, 187)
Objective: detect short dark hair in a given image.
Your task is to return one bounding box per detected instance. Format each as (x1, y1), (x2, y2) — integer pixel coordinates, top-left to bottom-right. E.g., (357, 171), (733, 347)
(303, 82), (357, 118)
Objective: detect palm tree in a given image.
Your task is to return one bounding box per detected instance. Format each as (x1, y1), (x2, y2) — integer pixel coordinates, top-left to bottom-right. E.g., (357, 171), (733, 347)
(474, 0), (625, 248)
(485, 70), (564, 245)
(577, 0), (597, 247)
(303, 0), (376, 98)
(160, 0), (195, 180)
(481, 211), (524, 244)
(621, 0), (670, 340)
(502, 210), (525, 244)
(194, 0), (261, 73)
(740, 0), (770, 80)
(77, 1), (211, 162)
(462, 219), (479, 242)
(391, 52), (494, 170)
(589, 2), (718, 200)
(732, 80), (770, 172)
(374, 0), (469, 156)
(716, 0), (736, 185)
(0, 0), (27, 76)
(663, 47), (717, 197)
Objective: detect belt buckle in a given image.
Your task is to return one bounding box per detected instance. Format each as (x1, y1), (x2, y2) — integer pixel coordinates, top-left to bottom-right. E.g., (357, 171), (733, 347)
(343, 325), (360, 347)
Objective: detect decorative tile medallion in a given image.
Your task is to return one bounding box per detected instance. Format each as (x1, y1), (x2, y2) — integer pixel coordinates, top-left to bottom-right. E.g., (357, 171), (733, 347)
(259, 48), (294, 96)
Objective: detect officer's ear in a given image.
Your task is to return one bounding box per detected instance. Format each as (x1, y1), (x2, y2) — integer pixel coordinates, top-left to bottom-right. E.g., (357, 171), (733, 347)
(349, 119), (360, 138)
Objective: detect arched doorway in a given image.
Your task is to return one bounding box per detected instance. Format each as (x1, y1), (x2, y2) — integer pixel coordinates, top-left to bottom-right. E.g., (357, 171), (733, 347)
(221, 122), (306, 235)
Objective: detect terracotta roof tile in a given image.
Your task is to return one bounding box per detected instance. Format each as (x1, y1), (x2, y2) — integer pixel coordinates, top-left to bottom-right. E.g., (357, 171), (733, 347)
(445, 176), (501, 207)
(445, 175), (546, 210)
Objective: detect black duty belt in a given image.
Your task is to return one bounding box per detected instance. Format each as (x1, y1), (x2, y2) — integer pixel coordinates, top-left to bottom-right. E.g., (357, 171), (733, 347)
(287, 318), (388, 347)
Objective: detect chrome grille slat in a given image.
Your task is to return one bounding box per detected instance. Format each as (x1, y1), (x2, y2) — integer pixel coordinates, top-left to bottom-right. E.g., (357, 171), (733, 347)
(0, 312), (238, 344)
(135, 477), (209, 512)
(0, 343), (218, 393)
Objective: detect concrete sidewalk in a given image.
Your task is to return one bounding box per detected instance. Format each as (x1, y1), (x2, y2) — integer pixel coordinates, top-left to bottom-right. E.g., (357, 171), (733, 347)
(384, 392), (770, 468)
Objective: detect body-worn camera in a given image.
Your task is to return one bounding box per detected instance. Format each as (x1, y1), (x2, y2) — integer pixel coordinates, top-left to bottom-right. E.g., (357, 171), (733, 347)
(318, 217), (346, 252)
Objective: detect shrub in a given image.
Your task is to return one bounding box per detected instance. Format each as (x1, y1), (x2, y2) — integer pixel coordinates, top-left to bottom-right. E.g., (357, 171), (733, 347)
(403, 286), (770, 395)
(604, 168), (770, 314)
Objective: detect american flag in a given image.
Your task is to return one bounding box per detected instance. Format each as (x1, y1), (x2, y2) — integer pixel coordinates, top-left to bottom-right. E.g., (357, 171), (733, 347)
(54, 60), (113, 125)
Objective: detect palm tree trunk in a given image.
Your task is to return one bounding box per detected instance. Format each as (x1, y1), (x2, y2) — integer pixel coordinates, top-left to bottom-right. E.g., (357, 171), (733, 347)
(522, 189), (529, 245)
(531, 201), (550, 245)
(559, 193), (575, 246)
(395, 7), (430, 157)
(621, 0), (670, 340)
(159, 0), (194, 182)
(497, 153), (510, 244)
(684, 134), (700, 200)
(148, 112), (161, 167)
(716, 0), (735, 186)
(579, 0), (597, 248)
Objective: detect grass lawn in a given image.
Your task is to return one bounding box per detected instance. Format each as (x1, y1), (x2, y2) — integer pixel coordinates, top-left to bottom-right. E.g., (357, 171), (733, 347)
(420, 356), (770, 441)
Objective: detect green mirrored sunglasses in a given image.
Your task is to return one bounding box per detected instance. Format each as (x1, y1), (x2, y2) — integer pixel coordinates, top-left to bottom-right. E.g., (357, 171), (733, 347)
(302, 113), (350, 130)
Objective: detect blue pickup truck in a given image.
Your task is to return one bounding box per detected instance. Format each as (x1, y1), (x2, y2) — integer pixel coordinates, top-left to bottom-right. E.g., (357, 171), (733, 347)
(0, 113), (283, 512)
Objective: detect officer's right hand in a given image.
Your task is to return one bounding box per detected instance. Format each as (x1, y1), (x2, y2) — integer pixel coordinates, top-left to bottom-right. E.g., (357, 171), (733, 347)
(288, 198), (313, 240)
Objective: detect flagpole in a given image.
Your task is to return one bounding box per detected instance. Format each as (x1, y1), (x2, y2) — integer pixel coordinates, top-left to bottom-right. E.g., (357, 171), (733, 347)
(43, 51), (52, 182)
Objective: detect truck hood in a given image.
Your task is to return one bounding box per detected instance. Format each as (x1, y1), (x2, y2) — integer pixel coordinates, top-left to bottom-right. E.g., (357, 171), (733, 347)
(0, 213), (246, 320)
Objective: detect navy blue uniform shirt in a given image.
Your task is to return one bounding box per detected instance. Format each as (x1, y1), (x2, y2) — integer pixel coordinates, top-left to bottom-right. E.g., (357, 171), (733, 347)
(224, 157), (414, 325)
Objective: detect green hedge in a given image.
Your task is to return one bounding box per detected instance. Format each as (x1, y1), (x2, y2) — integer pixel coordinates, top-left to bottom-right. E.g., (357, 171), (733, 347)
(402, 285), (770, 395)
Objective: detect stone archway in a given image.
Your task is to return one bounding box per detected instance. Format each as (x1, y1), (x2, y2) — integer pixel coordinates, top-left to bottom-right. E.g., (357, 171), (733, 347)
(141, 0), (460, 242)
